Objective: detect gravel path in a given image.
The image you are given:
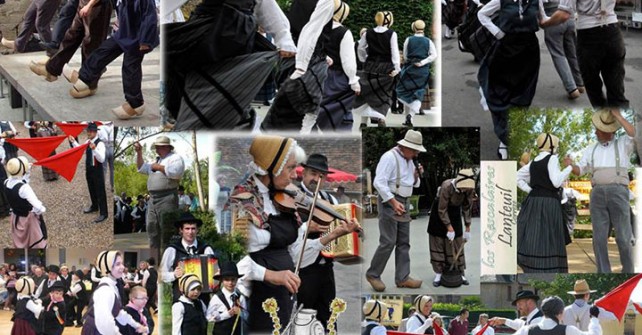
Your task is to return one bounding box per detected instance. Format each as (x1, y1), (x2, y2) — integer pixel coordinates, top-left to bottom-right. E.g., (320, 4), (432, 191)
(0, 123), (113, 249)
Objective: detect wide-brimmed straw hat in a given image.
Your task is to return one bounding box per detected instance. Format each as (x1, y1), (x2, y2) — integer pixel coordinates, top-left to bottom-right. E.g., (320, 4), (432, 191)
(398, 130), (426, 152)
(592, 110), (621, 133)
(567, 279), (597, 295)
(363, 299), (388, 321)
(151, 136), (174, 150)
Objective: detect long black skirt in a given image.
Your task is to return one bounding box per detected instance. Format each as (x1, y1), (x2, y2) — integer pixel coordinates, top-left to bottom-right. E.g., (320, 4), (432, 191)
(517, 195), (568, 273)
(353, 61), (396, 118)
(316, 68), (355, 131)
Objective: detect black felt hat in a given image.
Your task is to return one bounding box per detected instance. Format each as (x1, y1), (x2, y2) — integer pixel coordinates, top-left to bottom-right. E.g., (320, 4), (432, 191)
(174, 212), (203, 228)
(213, 261), (244, 280)
(512, 290), (540, 305)
(301, 154), (333, 174)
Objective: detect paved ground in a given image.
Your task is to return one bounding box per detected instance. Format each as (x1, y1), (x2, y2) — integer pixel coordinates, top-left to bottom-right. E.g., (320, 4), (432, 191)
(0, 49), (160, 123)
(442, 27), (642, 160)
(362, 215), (482, 295)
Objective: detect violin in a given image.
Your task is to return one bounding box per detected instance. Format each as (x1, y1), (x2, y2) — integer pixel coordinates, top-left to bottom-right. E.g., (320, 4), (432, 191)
(273, 184), (347, 226)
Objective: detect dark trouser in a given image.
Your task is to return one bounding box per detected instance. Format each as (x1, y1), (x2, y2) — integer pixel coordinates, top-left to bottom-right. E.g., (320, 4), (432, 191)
(103, 143), (114, 190)
(51, 0), (80, 45)
(298, 262), (335, 329)
(86, 166), (108, 216)
(14, 0), (61, 51)
(145, 285), (157, 311)
(75, 299), (87, 325)
(577, 24), (628, 109)
(46, 0), (112, 76)
(79, 38), (145, 107)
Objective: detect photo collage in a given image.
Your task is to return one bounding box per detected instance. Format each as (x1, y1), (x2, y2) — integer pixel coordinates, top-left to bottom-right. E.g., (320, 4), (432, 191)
(0, 0), (641, 332)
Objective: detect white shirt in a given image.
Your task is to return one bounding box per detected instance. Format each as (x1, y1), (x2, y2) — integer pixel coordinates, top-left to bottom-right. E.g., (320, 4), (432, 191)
(17, 294), (44, 317)
(506, 308), (543, 330)
(255, 0), (296, 53)
(358, 26), (401, 72)
(561, 188), (581, 204)
(472, 324), (495, 335)
(294, 0), (334, 72)
(71, 137), (106, 165)
(160, 239), (216, 283)
(374, 147), (421, 201)
(5, 178), (46, 215)
(35, 276), (61, 297)
(558, 0), (617, 29)
(577, 136), (634, 175)
(332, 21), (359, 86)
(138, 152), (185, 180)
(478, 0), (547, 39)
(179, 194), (192, 208)
(91, 267), (102, 283)
(406, 313), (433, 334)
(93, 276), (143, 335)
(514, 317), (602, 335)
(562, 301), (617, 331)
(98, 123), (114, 144)
(517, 152), (572, 193)
(206, 287), (247, 322)
(70, 281), (83, 296)
(362, 320), (387, 335)
(403, 33), (437, 67)
(172, 295), (207, 335)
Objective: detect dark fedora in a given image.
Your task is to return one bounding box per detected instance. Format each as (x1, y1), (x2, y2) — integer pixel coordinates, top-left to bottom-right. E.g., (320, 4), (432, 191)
(86, 122), (99, 132)
(213, 261), (244, 280)
(301, 154), (334, 174)
(47, 265), (60, 275)
(174, 212), (203, 228)
(512, 290), (540, 305)
(49, 280), (66, 292)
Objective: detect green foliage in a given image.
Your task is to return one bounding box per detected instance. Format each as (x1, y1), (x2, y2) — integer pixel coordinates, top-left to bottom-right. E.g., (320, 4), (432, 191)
(181, 158), (210, 207)
(459, 296), (485, 310)
(114, 161), (150, 198)
(212, 232), (248, 262)
(362, 128), (480, 206)
(529, 274), (636, 304)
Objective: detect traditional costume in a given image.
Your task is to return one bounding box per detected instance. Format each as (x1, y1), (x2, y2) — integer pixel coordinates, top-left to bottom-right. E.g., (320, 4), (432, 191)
(427, 169), (475, 286)
(35, 123), (59, 181)
(361, 300), (388, 335)
(396, 20), (437, 127)
(207, 262), (247, 335)
(405, 296), (436, 334)
(353, 11), (401, 127)
(40, 281), (66, 335)
(71, 122), (108, 223)
(4, 156), (47, 249)
(171, 275), (207, 335)
(10, 277), (43, 335)
(315, 3), (360, 131)
(516, 133), (571, 273)
(477, 0), (546, 156)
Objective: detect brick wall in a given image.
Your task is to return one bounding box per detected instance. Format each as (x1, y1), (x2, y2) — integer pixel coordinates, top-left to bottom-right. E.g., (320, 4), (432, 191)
(0, 0), (32, 41)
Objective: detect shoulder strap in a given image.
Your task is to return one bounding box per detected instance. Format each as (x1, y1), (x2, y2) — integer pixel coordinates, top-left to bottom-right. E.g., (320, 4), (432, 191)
(216, 291), (231, 310)
(392, 149), (401, 194)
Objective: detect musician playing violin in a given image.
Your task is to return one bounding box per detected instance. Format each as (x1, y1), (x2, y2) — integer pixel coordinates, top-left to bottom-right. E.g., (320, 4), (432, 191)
(297, 153), (341, 329)
(229, 135), (360, 332)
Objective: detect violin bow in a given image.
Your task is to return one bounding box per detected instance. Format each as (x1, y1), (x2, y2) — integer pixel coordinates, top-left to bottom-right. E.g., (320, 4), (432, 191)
(283, 175), (325, 335)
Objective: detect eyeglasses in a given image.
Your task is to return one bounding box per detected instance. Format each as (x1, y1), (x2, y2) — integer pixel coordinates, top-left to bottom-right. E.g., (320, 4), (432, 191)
(133, 297), (149, 300)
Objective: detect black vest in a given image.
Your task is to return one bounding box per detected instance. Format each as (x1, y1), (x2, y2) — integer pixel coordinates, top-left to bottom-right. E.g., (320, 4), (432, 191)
(498, 0), (539, 33)
(529, 324), (566, 335)
(213, 291), (239, 335)
(180, 299), (208, 334)
(145, 267), (158, 292)
(362, 323), (378, 335)
(13, 298), (39, 333)
(117, 305), (146, 335)
(75, 281), (88, 303)
(85, 138), (103, 173)
(5, 181), (32, 216)
(529, 155), (560, 198)
(415, 315), (434, 334)
(287, 0), (332, 56)
(366, 29), (394, 63)
(326, 25), (349, 72)
(41, 297), (65, 335)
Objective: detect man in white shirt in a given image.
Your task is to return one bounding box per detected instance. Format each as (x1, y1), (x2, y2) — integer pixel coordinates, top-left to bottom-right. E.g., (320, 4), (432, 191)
(159, 212), (216, 302)
(472, 313), (495, 335)
(491, 290), (543, 329)
(135, 136), (185, 260)
(98, 122), (114, 192)
(365, 129), (425, 292)
(513, 296), (602, 335)
(177, 186), (191, 211)
(562, 280), (617, 331)
(565, 109), (635, 273)
(69, 122), (108, 223)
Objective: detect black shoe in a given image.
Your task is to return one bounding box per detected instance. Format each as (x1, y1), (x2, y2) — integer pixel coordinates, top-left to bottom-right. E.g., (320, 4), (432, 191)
(93, 215), (107, 223)
(402, 115), (413, 127)
(433, 280), (441, 287)
(462, 279), (470, 285)
(83, 207), (98, 214)
(418, 110), (425, 116)
(75, 323), (83, 328)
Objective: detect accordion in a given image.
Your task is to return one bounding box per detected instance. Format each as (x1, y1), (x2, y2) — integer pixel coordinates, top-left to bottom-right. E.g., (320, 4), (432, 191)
(320, 203), (362, 260)
(179, 255), (219, 293)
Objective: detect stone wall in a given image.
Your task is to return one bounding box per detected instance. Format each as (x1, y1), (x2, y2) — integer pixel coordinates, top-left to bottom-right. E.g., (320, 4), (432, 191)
(0, 0), (32, 41)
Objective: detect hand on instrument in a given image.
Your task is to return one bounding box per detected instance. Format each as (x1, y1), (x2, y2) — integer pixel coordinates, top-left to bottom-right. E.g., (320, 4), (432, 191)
(309, 221), (330, 234)
(265, 269), (300, 294)
(333, 218), (361, 237)
(174, 266), (184, 279)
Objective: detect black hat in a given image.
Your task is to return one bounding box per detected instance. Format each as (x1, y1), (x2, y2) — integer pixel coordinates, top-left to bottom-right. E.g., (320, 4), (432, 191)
(174, 212), (203, 228)
(301, 154), (334, 174)
(213, 261), (244, 280)
(512, 290), (540, 305)
(74, 270), (84, 278)
(47, 265), (60, 275)
(49, 281), (66, 292)
(86, 122), (99, 132)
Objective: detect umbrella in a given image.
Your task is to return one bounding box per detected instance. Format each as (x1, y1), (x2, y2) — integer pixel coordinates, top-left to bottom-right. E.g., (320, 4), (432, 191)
(295, 166), (357, 183)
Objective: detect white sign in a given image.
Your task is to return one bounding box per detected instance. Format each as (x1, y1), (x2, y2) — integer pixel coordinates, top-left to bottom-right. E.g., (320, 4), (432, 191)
(480, 161), (517, 275)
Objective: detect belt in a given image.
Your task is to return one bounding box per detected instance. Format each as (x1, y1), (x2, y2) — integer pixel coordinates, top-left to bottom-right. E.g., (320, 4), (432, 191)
(149, 189), (177, 197)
